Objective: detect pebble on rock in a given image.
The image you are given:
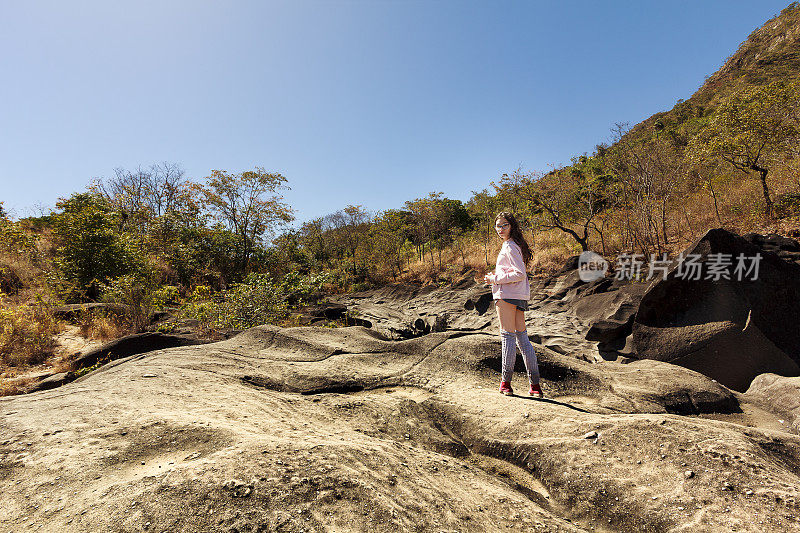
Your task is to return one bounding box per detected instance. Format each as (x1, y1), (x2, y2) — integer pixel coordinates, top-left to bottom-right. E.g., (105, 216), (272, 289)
(223, 479), (254, 498)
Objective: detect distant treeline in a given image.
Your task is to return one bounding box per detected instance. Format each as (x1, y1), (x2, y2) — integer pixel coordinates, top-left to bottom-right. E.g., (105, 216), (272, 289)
(2, 79), (800, 317)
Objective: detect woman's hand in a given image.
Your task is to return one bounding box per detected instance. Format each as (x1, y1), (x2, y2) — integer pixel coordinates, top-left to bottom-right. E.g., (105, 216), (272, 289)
(483, 273), (495, 285)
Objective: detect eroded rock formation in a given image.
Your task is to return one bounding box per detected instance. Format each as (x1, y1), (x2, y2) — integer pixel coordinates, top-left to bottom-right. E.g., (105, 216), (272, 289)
(3, 229), (800, 531)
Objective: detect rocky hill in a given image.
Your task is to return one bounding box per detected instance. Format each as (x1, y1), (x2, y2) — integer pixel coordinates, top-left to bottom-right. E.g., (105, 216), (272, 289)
(625, 2), (800, 146)
(701, 2), (800, 99)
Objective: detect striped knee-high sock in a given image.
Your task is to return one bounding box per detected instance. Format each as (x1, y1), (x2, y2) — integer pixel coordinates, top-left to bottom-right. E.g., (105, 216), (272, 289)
(515, 331), (541, 384)
(501, 330), (517, 383)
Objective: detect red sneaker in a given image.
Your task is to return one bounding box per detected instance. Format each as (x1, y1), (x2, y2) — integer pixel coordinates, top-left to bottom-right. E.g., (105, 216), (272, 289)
(529, 383), (544, 399)
(499, 381), (513, 396)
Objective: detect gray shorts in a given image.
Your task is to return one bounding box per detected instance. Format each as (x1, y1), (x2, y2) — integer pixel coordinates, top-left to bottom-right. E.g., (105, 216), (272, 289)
(499, 298), (529, 311)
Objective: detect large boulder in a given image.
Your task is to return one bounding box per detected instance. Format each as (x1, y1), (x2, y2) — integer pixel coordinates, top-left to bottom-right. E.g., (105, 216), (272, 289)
(632, 229), (800, 391)
(747, 373), (800, 432)
(531, 258), (653, 360)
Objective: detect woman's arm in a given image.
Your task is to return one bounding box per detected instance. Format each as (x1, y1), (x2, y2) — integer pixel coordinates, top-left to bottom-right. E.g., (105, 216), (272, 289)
(491, 244), (527, 284)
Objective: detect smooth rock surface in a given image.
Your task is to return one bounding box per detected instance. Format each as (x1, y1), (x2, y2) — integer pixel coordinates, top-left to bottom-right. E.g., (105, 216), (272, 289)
(2, 324), (798, 532)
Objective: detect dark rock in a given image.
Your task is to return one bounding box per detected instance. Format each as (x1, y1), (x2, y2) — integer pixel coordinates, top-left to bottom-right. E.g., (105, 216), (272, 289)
(73, 332), (206, 370)
(531, 269), (585, 301)
(585, 317), (634, 343)
(598, 333), (637, 356)
(149, 311), (171, 324)
(632, 228), (800, 391)
(298, 303), (348, 320)
(27, 372), (75, 393)
(464, 292), (493, 315)
(293, 302), (374, 327)
(559, 255), (581, 273)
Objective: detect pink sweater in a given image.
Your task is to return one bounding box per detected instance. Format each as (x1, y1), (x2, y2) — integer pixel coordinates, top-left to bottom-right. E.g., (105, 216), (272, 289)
(487, 239), (530, 300)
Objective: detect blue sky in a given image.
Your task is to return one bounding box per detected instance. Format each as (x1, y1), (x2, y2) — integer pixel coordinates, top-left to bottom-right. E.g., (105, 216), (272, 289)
(0, 1), (792, 225)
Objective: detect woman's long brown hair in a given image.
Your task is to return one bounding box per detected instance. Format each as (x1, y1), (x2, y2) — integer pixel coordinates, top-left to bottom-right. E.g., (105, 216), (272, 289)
(496, 212), (533, 267)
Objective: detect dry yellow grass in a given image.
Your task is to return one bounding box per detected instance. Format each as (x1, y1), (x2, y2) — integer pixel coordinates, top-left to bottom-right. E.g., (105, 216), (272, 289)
(384, 173), (800, 288)
(77, 312), (129, 342)
(0, 297), (63, 369)
(389, 229), (578, 285)
(0, 375), (39, 396)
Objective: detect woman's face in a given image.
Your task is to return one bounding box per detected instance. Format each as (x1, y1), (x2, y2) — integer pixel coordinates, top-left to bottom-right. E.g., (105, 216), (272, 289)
(495, 217), (511, 240)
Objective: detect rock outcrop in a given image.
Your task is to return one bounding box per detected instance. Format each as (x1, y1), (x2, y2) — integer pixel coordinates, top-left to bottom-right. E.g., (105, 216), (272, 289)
(632, 229), (800, 391)
(747, 373), (800, 432)
(3, 324), (798, 532)
(326, 229), (800, 392)
(4, 230), (800, 531)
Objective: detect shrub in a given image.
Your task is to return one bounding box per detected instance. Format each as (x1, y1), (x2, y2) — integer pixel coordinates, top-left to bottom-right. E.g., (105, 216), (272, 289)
(278, 271), (331, 304)
(0, 263), (23, 296)
(348, 281), (372, 293)
(152, 285), (181, 308)
(180, 275), (288, 330)
(52, 193), (144, 301)
(0, 296), (60, 367)
(212, 273), (288, 329)
(179, 285), (215, 329)
(776, 193), (800, 217)
(100, 274), (158, 333)
(0, 220), (39, 262)
(77, 309), (126, 341)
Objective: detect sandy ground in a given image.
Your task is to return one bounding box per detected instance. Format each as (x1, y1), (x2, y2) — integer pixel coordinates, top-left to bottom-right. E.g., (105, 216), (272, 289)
(2, 323), (800, 532)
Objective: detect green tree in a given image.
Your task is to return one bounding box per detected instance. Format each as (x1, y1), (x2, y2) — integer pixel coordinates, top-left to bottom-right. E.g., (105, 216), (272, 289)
(297, 217), (329, 268)
(197, 167), (294, 273)
(403, 192), (469, 268)
(370, 209), (413, 279)
(495, 161), (618, 252)
(53, 193), (143, 301)
(326, 205), (370, 277)
(404, 195), (436, 265)
(430, 196), (472, 268)
(466, 189), (500, 265)
(688, 81), (799, 218)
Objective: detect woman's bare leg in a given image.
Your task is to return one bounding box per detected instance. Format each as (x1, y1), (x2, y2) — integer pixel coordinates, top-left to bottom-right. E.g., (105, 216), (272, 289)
(496, 300), (518, 383)
(515, 307), (526, 333)
(496, 299), (518, 333)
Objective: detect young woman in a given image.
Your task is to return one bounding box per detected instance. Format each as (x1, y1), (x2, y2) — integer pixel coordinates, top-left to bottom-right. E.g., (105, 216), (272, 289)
(483, 212), (543, 398)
